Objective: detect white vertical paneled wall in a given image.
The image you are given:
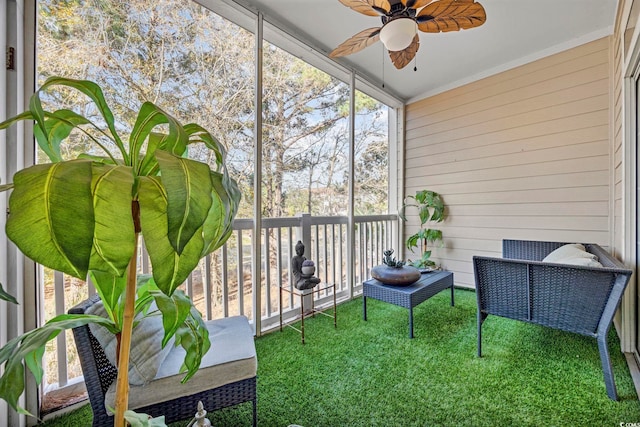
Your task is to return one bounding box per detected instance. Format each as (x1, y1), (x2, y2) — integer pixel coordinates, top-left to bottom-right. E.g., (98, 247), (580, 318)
(404, 37), (611, 289)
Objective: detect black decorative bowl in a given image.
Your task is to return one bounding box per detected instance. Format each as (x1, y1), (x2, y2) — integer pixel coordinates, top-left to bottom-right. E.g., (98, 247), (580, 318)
(370, 265), (421, 286)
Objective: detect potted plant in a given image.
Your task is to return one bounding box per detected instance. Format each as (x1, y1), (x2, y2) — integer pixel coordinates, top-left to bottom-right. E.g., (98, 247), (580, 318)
(399, 190), (446, 269)
(0, 77), (240, 427)
(370, 249), (420, 286)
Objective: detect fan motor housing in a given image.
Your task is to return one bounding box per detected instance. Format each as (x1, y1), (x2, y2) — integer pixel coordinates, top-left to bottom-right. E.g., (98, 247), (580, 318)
(381, 3), (416, 25)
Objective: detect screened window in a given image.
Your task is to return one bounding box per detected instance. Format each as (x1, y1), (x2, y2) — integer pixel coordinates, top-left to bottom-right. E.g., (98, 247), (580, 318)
(34, 0), (394, 409)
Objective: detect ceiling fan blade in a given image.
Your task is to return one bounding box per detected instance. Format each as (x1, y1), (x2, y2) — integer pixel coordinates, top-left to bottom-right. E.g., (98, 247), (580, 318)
(416, 0), (486, 33)
(330, 27), (381, 58)
(338, 0), (391, 17)
(388, 34), (420, 69)
(400, 0), (433, 9)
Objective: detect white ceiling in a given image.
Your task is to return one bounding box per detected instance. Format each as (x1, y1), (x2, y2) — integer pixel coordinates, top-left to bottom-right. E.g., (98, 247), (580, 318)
(234, 0), (618, 103)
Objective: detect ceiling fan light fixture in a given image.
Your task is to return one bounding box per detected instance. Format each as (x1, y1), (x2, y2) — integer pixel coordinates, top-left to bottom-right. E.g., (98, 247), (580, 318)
(379, 17), (417, 51)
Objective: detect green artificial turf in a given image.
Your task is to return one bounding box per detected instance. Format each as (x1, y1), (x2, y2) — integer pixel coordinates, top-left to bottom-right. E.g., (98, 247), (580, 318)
(39, 289), (640, 426)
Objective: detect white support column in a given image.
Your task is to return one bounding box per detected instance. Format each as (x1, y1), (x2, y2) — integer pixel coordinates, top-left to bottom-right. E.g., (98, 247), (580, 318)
(391, 105), (404, 256)
(252, 12), (263, 336)
(621, 19), (640, 355)
(347, 71), (356, 298)
(3, 0), (36, 425)
(0, 0), (9, 420)
(23, 0), (39, 416)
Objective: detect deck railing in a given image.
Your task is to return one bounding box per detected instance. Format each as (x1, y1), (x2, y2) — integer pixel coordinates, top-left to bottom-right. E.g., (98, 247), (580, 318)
(41, 213), (399, 400)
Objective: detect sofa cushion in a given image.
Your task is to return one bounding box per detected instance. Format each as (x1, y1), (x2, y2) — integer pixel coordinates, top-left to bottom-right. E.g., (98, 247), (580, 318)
(86, 301), (174, 386)
(104, 315), (257, 413)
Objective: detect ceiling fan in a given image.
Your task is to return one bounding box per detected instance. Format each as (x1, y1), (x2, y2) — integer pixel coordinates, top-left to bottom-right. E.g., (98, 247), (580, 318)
(329, 0), (487, 70)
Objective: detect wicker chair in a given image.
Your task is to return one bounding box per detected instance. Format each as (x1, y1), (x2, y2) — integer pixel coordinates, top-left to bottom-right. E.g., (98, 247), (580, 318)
(473, 239), (632, 400)
(69, 295), (257, 426)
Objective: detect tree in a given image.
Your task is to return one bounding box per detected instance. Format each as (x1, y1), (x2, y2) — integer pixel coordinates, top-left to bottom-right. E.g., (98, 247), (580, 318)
(38, 0), (255, 214)
(355, 139), (389, 214)
(37, 0), (390, 221)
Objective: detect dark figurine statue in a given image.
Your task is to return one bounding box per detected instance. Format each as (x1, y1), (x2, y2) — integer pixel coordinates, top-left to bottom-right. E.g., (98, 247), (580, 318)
(292, 240), (320, 290)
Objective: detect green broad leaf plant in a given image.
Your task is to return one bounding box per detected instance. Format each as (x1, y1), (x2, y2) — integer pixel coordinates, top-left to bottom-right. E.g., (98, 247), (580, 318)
(399, 190), (445, 269)
(0, 77), (240, 427)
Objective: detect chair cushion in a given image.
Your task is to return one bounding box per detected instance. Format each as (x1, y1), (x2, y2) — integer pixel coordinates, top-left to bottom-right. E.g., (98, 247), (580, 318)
(542, 243), (603, 267)
(86, 301), (174, 386)
(104, 315), (257, 413)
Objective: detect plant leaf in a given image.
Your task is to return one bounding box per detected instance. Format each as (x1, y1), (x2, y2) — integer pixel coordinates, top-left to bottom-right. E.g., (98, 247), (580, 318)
(401, 190), (445, 225)
(0, 110), (34, 130)
(0, 314), (115, 414)
(406, 234), (420, 250)
(137, 132), (167, 176)
(130, 103), (188, 173)
(6, 160), (95, 279)
(425, 229), (443, 242)
(28, 87), (54, 161)
(175, 306), (210, 383)
(201, 171), (241, 256)
(0, 112), (51, 163)
(24, 346), (46, 386)
(184, 123), (224, 169)
(90, 271), (127, 328)
(398, 200), (417, 222)
(37, 77), (127, 161)
(0, 283), (18, 304)
(89, 164), (136, 275)
(150, 290), (192, 348)
(43, 109), (91, 159)
(155, 151), (213, 255)
(77, 154), (121, 165)
(0, 358), (29, 416)
(138, 176), (204, 295)
(418, 205), (431, 225)
(134, 274), (158, 312)
(124, 410), (167, 427)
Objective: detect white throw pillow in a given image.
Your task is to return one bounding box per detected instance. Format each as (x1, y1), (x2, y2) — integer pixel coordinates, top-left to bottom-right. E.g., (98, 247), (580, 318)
(555, 256), (603, 268)
(86, 300), (174, 385)
(542, 243), (603, 267)
(542, 244), (596, 263)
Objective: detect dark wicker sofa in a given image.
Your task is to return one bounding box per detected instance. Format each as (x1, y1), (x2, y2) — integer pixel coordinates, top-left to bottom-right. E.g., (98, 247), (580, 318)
(473, 239), (632, 400)
(69, 295), (257, 426)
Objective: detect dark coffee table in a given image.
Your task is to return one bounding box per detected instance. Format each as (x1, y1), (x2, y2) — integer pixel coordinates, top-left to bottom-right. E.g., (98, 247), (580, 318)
(363, 270), (454, 338)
